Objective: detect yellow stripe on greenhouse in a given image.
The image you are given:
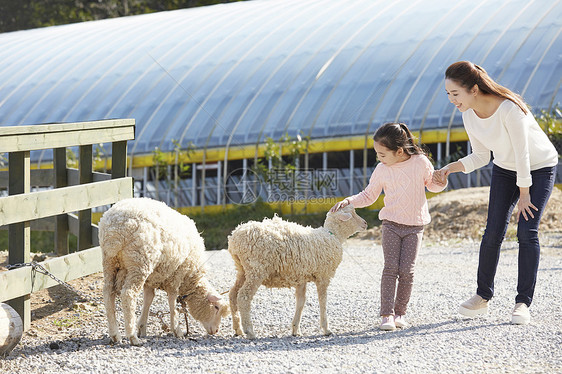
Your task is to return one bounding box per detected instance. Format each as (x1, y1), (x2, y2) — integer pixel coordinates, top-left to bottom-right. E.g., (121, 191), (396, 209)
(130, 128), (470, 167)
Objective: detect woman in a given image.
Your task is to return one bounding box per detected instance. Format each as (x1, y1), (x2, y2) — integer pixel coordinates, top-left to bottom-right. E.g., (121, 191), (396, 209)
(434, 61), (558, 325)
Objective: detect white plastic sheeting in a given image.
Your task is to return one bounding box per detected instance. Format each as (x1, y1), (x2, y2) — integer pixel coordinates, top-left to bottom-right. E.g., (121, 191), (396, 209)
(0, 0), (560, 160)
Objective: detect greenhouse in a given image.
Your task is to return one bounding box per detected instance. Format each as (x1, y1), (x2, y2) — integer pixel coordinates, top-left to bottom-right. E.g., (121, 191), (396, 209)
(0, 0), (560, 211)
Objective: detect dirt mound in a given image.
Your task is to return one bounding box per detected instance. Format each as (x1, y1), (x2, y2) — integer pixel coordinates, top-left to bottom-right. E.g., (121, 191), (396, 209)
(356, 186), (562, 243)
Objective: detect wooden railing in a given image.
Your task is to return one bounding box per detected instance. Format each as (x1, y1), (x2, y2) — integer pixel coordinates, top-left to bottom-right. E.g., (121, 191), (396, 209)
(0, 119), (135, 330)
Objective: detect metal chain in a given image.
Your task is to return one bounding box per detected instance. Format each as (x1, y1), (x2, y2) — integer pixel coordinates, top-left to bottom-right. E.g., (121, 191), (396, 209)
(150, 296), (191, 335)
(176, 295), (190, 336)
(7, 261), (100, 304)
(150, 310), (170, 332)
(7, 261), (193, 336)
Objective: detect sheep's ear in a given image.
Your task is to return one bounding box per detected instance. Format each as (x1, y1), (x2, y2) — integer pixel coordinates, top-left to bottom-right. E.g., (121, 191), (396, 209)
(338, 212), (352, 221)
(221, 304), (231, 316)
(207, 293), (221, 304)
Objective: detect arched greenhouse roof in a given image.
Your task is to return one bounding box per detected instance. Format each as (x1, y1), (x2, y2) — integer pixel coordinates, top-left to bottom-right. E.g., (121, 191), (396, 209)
(0, 0), (560, 161)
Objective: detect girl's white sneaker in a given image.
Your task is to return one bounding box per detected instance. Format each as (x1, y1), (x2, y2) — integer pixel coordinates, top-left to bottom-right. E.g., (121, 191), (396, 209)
(394, 315), (408, 328)
(380, 315), (396, 331)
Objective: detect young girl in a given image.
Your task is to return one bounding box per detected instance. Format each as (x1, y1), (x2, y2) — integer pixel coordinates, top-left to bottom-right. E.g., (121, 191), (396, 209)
(330, 122), (447, 330)
(435, 61), (558, 324)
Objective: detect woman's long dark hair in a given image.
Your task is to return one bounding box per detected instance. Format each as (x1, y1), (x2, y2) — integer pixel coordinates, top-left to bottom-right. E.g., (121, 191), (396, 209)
(373, 122), (426, 156)
(445, 61), (528, 114)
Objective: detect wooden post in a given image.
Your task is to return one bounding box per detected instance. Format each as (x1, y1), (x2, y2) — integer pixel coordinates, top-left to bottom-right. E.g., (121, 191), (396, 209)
(111, 140), (132, 200)
(7, 151), (31, 330)
(78, 145), (92, 251)
(111, 141), (127, 179)
(53, 148), (68, 255)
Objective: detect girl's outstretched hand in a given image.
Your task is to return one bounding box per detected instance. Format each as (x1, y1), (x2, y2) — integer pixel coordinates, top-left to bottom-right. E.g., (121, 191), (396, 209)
(432, 174), (447, 187)
(433, 167), (450, 185)
(330, 199), (350, 213)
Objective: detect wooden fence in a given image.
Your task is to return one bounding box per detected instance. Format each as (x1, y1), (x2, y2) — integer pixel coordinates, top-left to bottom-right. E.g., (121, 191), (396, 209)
(0, 119), (135, 330)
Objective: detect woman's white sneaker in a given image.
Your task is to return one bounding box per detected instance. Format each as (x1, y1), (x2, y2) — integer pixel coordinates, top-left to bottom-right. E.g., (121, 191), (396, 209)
(511, 303), (530, 325)
(459, 294), (489, 317)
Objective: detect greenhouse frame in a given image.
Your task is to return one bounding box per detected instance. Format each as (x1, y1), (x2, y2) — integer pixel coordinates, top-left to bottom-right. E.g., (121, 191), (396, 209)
(0, 0), (560, 212)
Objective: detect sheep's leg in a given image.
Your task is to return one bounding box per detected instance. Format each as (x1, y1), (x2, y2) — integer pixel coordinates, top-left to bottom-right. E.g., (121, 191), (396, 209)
(137, 286), (155, 337)
(103, 262), (121, 344)
(292, 283), (307, 336)
(315, 280), (332, 336)
(237, 273), (263, 340)
(229, 269), (246, 336)
(121, 272), (148, 346)
(167, 292), (183, 338)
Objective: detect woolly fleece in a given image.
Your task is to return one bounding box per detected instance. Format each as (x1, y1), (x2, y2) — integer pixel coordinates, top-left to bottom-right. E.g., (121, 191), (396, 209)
(228, 205), (367, 339)
(98, 197), (228, 345)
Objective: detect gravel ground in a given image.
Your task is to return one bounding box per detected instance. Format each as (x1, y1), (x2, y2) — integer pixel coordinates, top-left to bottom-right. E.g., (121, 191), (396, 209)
(1, 234), (561, 374)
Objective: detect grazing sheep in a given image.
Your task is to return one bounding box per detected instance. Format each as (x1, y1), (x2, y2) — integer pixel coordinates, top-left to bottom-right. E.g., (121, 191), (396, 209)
(228, 204), (367, 339)
(98, 197), (229, 345)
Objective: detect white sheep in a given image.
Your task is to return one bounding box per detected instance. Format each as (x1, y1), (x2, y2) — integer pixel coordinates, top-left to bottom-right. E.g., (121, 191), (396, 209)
(228, 204), (367, 339)
(98, 197), (229, 345)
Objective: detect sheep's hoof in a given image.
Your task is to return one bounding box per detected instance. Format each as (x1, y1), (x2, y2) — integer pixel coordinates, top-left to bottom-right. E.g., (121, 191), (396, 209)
(323, 329), (333, 336)
(244, 331), (256, 340)
(109, 334), (122, 344)
(291, 328), (302, 336)
(129, 336), (142, 346)
(173, 328), (184, 338)
(234, 328), (244, 336)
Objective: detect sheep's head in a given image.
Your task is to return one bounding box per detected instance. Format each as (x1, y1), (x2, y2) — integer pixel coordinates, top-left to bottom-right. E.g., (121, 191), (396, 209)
(182, 278), (230, 335)
(198, 293), (230, 335)
(324, 204), (368, 239)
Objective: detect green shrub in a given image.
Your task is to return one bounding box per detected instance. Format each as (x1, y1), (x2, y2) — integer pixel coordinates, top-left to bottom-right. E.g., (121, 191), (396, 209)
(0, 204), (380, 254)
(192, 202), (380, 250)
(191, 201), (279, 250)
(0, 231), (77, 254)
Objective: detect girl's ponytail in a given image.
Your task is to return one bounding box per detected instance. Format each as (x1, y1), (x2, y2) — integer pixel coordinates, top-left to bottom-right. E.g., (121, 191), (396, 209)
(399, 123), (415, 146)
(374, 122), (426, 156)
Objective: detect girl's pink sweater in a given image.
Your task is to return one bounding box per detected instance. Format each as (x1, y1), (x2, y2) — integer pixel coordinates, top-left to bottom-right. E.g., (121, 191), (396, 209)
(346, 154), (446, 226)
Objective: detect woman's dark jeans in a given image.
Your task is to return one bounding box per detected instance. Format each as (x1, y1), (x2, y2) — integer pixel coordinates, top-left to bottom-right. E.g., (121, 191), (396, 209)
(476, 164), (556, 306)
